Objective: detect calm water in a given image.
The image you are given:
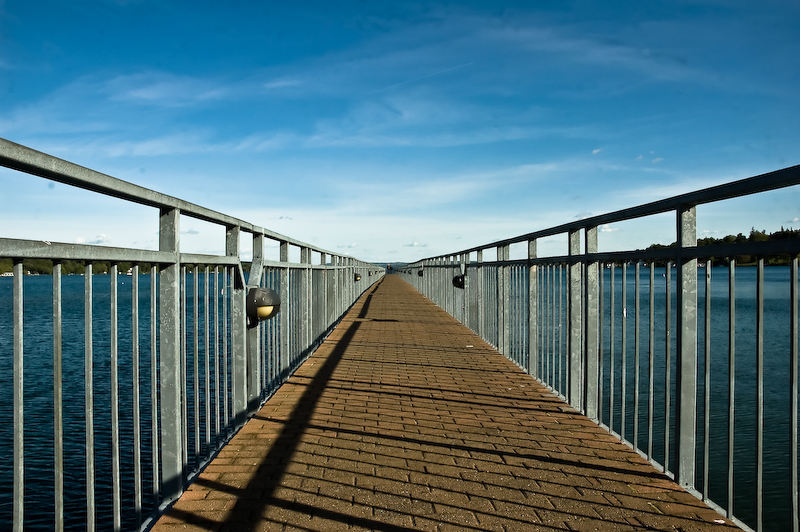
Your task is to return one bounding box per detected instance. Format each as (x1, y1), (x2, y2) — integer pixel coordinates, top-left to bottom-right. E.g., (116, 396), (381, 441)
(1, 267), (799, 530)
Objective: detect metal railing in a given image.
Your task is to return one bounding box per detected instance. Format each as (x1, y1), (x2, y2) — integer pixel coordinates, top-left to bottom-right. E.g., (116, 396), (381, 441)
(398, 165), (800, 532)
(0, 138), (384, 531)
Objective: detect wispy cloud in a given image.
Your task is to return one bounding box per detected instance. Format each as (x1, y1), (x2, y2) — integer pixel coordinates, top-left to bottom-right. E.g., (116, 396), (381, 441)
(105, 72), (234, 107)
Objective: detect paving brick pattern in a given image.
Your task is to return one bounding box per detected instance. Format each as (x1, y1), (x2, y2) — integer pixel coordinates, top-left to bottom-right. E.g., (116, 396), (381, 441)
(152, 275), (740, 532)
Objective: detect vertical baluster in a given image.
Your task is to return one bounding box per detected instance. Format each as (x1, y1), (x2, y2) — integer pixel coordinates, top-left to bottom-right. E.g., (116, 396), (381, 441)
(205, 266), (211, 451)
(665, 262), (672, 474)
(53, 263), (63, 532)
(110, 264), (121, 531)
(194, 266), (200, 459)
(13, 261), (23, 532)
(648, 263), (655, 461)
(790, 256), (798, 532)
(703, 261), (711, 500)
(727, 259), (736, 516)
(223, 267), (229, 432)
(634, 261), (640, 451)
(559, 263), (563, 393)
(214, 267), (220, 442)
(150, 267), (159, 501)
(610, 263), (615, 433)
(546, 265), (551, 386)
(756, 258), (764, 531)
(622, 262), (627, 441)
(85, 263), (95, 532)
(132, 265), (141, 524)
(599, 264), (605, 426)
(180, 266), (187, 468)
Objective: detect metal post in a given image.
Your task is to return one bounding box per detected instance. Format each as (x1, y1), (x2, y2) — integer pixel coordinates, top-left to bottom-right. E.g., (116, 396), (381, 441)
(13, 261), (23, 532)
(159, 207), (183, 504)
(477, 250), (485, 340)
(53, 263), (63, 532)
(676, 204), (698, 489)
(279, 242), (290, 380)
(246, 233), (265, 412)
(528, 240), (538, 377)
(500, 245), (511, 355)
(227, 226), (247, 428)
(301, 247), (311, 357)
(568, 229), (583, 409)
(584, 226), (599, 420)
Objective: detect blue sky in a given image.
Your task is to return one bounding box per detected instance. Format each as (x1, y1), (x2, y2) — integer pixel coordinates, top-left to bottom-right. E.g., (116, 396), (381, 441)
(1, 0), (799, 263)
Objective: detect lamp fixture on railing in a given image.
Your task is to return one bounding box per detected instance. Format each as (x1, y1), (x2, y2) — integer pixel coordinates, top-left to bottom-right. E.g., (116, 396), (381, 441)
(246, 287), (281, 328)
(452, 275), (465, 289)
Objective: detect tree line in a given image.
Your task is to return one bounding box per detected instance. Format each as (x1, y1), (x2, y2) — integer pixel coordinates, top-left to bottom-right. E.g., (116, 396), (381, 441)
(646, 227), (800, 266)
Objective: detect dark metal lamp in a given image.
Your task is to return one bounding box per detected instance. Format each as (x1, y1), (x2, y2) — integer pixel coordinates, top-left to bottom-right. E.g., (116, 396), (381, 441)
(246, 287), (281, 328)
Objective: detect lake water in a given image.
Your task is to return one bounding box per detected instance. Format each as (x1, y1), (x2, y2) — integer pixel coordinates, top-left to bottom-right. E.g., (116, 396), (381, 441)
(0, 267), (798, 530)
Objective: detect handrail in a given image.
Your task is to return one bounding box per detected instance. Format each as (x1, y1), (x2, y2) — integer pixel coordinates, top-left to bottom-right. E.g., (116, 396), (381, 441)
(409, 164), (800, 259)
(0, 137), (346, 256)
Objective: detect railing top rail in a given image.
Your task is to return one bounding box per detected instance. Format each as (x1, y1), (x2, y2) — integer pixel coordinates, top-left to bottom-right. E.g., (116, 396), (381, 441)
(409, 163), (800, 264)
(0, 137), (357, 261)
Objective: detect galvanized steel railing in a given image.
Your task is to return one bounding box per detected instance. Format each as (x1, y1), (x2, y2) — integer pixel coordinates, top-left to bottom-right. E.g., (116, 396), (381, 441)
(398, 165), (800, 532)
(0, 138), (384, 531)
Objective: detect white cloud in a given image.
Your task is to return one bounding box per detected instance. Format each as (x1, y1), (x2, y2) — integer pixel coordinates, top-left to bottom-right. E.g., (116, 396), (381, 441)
(75, 234), (112, 244)
(105, 72), (233, 107)
(652, 157), (663, 163)
(263, 78), (302, 90)
(403, 242), (427, 247)
(592, 148), (601, 154)
(600, 224), (618, 232)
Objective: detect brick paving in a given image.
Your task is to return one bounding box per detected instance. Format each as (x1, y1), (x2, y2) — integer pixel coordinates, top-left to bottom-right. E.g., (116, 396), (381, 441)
(151, 274), (740, 532)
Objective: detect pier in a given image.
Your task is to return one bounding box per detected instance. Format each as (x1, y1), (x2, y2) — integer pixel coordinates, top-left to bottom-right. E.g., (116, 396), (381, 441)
(151, 275), (736, 531)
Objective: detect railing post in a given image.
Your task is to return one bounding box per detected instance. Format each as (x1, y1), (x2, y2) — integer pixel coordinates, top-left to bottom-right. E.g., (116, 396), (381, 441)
(320, 252), (327, 336)
(246, 233), (265, 412)
(568, 229), (583, 409)
(301, 247), (311, 356)
(279, 242), (290, 380)
(461, 253), (469, 324)
(477, 250), (484, 339)
(333, 256), (341, 320)
(499, 244), (510, 355)
(676, 205), (698, 489)
(528, 240), (538, 378)
(584, 226), (600, 420)
(227, 226), (247, 428)
(158, 207), (183, 504)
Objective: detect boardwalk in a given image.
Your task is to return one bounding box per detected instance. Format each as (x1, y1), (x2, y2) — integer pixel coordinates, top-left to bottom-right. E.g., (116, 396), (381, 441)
(151, 275), (739, 532)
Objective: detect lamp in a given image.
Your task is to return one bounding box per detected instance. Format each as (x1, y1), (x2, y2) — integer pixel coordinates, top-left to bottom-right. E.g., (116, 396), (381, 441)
(452, 275), (465, 289)
(246, 287), (281, 328)
(418, 270), (423, 277)
(354, 273), (362, 281)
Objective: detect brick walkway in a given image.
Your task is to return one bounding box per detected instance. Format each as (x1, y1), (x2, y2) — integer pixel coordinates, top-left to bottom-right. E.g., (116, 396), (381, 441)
(151, 274), (740, 532)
